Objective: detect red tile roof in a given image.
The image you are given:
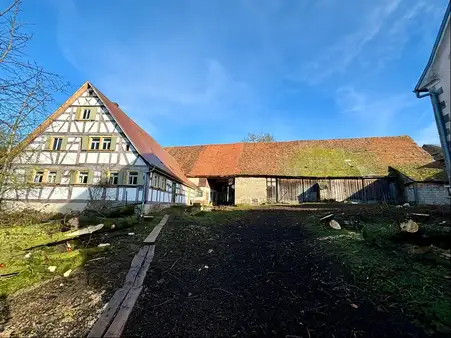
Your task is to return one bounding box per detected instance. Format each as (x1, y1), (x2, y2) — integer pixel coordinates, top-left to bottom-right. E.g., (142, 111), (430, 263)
(90, 83), (196, 189)
(166, 136), (433, 178)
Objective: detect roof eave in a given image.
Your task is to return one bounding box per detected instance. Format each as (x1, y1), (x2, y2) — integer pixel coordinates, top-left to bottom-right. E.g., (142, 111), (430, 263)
(414, 2), (450, 92)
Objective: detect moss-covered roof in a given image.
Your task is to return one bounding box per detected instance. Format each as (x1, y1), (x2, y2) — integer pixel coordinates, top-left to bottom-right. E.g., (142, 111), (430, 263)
(166, 136), (434, 178)
(391, 164), (448, 182)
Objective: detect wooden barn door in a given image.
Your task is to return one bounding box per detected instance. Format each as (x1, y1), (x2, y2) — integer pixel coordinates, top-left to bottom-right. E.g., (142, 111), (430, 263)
(266, 178), (277, 203)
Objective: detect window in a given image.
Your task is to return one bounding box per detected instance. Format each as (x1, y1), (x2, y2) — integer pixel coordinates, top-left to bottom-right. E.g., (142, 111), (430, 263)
(128, 171), (138, 185)
(126, 144), (130, 151)
(102, 137), (112, 150)
(176, 183), (181, 195)
(90, 137), (101, 150)
(196, 188), (203, 197)
(52, 138), (63, 151)
(78, 171), (89, 184)
(34, 171), (44, 183)
(108, 172), (119, 185)
(82, 109), (91, 120)
(159, 177), (166, 190)
(47, 171), (57, 183)
(151, 173), (159, 188)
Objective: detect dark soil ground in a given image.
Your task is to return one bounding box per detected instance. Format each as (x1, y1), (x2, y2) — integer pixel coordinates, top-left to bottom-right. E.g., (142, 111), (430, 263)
(1, 204), (449, 337)
(123, 206), (450, 338)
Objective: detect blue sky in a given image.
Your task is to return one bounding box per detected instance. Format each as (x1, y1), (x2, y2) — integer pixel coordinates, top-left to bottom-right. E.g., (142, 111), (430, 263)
(22, 0), (448, 146)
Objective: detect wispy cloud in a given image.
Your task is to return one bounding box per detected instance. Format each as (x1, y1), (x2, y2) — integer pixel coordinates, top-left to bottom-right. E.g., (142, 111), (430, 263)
(51, 0), (449, 145)
(335, 86), (415, 135)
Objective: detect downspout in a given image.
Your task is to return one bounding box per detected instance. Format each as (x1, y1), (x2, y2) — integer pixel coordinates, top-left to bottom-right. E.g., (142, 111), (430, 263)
(416, 89), (451, 183)
(140, 165), (156, 219)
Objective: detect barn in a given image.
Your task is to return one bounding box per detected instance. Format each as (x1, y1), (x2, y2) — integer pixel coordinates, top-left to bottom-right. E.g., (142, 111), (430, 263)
(166, 136), (443, 205)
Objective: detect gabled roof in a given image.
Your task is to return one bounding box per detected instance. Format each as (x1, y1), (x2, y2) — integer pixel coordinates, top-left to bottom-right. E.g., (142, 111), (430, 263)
(21, 81), (196, 189)
(414, 2), (451, 92)
(166, 136), (433, 178)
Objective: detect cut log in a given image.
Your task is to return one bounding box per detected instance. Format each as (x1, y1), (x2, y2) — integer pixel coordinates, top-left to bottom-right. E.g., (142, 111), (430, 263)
(320, 214), (334, 222)
(64, 223), (104, 237)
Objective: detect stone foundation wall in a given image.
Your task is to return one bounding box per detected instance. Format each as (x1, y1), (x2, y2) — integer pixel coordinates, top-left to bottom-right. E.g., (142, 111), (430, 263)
(235, 177), (267, 205)
(405, 183), (450, 205)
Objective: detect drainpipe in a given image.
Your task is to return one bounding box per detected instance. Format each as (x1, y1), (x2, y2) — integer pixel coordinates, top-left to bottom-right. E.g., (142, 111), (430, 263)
(140, 165), (156, 220)
(416, 89), (451, 183)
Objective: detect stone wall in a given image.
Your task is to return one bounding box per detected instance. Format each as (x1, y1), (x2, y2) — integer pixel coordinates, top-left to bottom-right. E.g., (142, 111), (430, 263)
(235, 177), (267, 205)
(405, 183), (450, 205)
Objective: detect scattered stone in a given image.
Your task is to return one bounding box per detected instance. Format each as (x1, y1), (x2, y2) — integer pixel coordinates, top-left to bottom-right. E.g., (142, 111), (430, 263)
(97, 243), (110, 248)
(204, 265), (209, 269)
(395, 205), (403, 208)
(350, 303), (359, 309)
(59, 283), (64, 287)
(441, 221), (447, 225)
(403, 203), (410, 207)
(156, 278), (165, 285)
(111, 224), (116, 230)
(207, 249), (213, 254)
(63, 269), (72, 277)
(67, 217), (80, 229)
(48, 266), (57, 272)
(400, 219), (419, 233)
(128, 232), (135, 236)
(188, 292), (193, 297)
(329, 220), (341, 230)
(24, 252), (31, 259)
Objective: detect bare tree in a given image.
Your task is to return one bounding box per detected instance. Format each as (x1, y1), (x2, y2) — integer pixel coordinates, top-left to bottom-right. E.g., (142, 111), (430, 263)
(242, 133), (275, 143)
(0, 0), (67, 201)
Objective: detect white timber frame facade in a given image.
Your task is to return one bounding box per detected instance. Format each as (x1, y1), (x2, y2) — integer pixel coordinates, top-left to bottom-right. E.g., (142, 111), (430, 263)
(2, 82), (196, 212)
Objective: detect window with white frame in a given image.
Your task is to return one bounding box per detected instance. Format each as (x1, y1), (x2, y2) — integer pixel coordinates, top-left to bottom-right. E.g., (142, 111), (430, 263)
(34, 171), (44, 183)
(151, 173), (159, 188)
(159, 176), (166, 190)
(102, 137), (112, 150)
(78, 171), (89, 184)
(90, 137), (101, 150)
(196, 188), (203, 197)
(128, 171), (138, 185)
(109, 172), (119, 185)
(52, 138), (63, 151)
(47, 171), (57, 183)
(82, 108), (91, 120)
(176, 183), (181, 195)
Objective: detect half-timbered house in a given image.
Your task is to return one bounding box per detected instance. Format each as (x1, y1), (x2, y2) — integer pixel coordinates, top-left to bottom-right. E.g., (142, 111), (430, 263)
(2, 81), (196, 212)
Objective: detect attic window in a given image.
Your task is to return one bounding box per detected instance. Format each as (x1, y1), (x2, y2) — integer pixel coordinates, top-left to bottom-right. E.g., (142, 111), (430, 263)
(126, 144), (130, 151)
(52, 138), (63, 151)
(82, 109), (91, 120)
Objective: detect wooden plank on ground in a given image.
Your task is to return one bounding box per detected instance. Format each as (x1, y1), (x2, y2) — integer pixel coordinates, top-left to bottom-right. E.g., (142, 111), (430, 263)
(87, 246), (150, 338)
(104, 286), (144, 338)
(87, 287), (129, 338)
(143, 214), (170, 244)
(134, 245), (155, 287)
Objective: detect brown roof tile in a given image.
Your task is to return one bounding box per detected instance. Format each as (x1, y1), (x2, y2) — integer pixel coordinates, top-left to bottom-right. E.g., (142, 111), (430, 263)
(166, 136), (433, 178)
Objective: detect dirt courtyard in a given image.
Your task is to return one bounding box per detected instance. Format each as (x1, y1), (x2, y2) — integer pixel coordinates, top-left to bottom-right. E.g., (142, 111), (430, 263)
(123, 206), (449, 337)
(2, 205), (449, 337)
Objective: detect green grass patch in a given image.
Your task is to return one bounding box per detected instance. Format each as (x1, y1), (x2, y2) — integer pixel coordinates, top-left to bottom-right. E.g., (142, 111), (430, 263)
(308, 219), (451, 334)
